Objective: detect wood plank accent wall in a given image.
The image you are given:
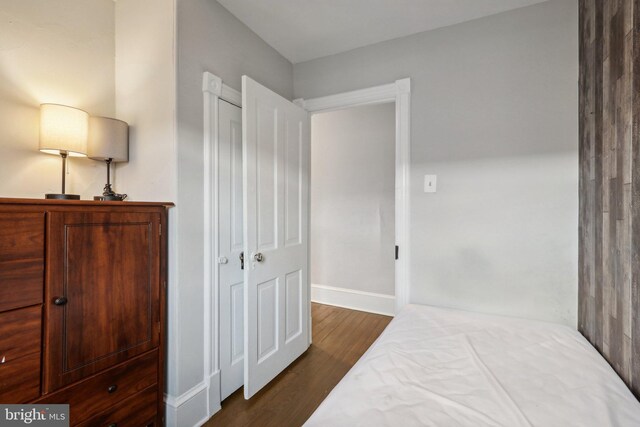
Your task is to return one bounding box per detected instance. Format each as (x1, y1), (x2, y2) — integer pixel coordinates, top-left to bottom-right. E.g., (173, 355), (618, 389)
(578, 0), (640, 398)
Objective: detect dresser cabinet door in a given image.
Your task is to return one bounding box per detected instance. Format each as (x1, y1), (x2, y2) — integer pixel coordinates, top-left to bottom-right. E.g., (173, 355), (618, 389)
(44, 212), (161, 393)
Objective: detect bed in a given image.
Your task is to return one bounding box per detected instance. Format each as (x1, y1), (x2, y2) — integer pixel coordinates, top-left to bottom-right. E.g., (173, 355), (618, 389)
(305, 304), (640, 426)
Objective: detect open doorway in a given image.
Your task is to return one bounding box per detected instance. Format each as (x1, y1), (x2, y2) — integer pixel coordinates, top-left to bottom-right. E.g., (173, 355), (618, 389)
(310, 103), (396, 315)
(296, 78), (412, 316)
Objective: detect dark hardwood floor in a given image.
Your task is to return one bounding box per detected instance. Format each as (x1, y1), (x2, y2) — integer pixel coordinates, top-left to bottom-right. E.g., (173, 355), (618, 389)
(204, 303), (392, 427)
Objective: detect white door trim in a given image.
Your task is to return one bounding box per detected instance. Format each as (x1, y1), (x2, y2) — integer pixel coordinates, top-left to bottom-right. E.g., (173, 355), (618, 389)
(294, 78), (411, 313)
(202, 71), (242, 419)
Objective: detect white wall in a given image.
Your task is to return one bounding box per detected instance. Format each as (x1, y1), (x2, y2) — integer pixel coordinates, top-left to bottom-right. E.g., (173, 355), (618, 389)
(294, 0), (579, 325)
(311, 103), (395, 296)
(0, 0), (115, 199)
(115, 0), (177, 203)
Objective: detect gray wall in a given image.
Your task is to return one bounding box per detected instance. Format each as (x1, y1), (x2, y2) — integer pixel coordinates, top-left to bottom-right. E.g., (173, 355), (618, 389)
(174, 0), (293, 401)
(0, 0), (115, 199)
(311, 103), (395, 296)
(295, 0), (579, 325)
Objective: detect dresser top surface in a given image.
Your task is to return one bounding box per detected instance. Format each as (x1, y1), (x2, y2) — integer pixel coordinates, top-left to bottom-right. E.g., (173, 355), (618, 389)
(0, 197), (174, 208)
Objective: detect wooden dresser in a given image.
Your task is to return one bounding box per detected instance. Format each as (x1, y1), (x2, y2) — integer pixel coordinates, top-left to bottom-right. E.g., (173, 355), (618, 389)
(0, 198), (172, 426)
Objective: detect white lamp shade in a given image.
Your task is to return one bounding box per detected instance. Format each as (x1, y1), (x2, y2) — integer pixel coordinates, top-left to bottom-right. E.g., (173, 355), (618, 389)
(88, 116), (129, 162)
(39, 104), (89, 157)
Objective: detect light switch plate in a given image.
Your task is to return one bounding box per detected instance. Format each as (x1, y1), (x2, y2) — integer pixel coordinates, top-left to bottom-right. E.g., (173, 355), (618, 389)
(424, 175), (437, 193)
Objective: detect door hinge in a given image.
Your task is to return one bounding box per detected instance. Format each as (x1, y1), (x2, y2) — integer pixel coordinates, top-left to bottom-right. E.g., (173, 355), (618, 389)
(159, 225), (162, 236)
(395, 245), (399, 260)
(240, 252), (244, 270)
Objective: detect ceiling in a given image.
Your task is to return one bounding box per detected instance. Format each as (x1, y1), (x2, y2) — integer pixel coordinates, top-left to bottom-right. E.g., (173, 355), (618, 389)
(217, 0), (549, 64)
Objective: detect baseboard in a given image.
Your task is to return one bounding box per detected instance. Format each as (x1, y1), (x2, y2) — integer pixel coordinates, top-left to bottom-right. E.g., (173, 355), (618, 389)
(207, 371), (222, 421)
(311, 284), (395, 316)
(165, 375), (219, 427)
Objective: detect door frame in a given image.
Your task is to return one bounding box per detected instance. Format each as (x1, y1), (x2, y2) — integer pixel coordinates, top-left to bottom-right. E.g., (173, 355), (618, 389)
(202, 74), (411, 413)
(202, 71), (242, 414)
(294, 78), (411, 313)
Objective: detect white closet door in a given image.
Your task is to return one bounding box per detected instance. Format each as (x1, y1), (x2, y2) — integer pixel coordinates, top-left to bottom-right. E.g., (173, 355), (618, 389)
(242, 75), (310, 399)
(219, 99), (245, 400)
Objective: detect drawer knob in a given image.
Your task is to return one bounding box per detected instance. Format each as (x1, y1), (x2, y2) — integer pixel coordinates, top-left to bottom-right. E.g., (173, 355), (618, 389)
(108, 424), (117, 427)
(53, 297), (68, 306)
(107, 385), (118, 393)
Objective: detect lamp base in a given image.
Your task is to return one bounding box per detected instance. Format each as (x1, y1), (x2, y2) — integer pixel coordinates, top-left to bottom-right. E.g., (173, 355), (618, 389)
(94, 182), (127, 202)
(45, 193), (80, 200)
(94, 194), (126, 201)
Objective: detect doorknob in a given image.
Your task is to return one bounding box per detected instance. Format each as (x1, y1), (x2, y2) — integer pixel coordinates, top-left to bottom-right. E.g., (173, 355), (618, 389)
(253, 252), (264, 262)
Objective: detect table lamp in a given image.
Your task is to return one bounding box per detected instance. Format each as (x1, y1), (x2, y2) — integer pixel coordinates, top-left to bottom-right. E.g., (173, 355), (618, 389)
(39, 104), (89, 200)
(88, 116), (129, 201)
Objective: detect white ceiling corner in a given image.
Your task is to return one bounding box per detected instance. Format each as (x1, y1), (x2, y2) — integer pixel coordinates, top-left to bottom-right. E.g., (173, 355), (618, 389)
(216, 0), (549, 64)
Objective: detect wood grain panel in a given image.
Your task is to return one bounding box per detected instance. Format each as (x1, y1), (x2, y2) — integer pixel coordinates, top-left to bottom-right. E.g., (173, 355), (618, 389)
(579, 0), (639, 398)
(631, 0), (640, 398)
(0, 305), (41, 363)
(64, 219), (153, 370)
(0, 199), (170, 426)
(0, 213), (44, 312)
(36, 350), (158, 425)
(75, 386), (157, 427)
(0, 213), (44, 261)
(0, 260), (44, 312)
(0, 352), (41, 403)
(44, 211), (161, 392)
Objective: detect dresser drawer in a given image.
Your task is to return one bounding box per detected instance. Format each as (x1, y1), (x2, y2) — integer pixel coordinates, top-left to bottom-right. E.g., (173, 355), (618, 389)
(38, 350), (158, 425)
(75, 385), (158, 427)
(0, 305), (42, 362)
(0, 213), (44, 312)
(0, 352), (41, 403)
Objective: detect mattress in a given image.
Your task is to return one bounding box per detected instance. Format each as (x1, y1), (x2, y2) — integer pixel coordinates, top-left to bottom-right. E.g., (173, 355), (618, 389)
(305, 304), (640, 427)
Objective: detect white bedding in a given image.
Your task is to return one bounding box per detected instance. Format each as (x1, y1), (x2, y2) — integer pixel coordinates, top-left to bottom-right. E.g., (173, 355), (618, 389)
(305, 304), (640, 427)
